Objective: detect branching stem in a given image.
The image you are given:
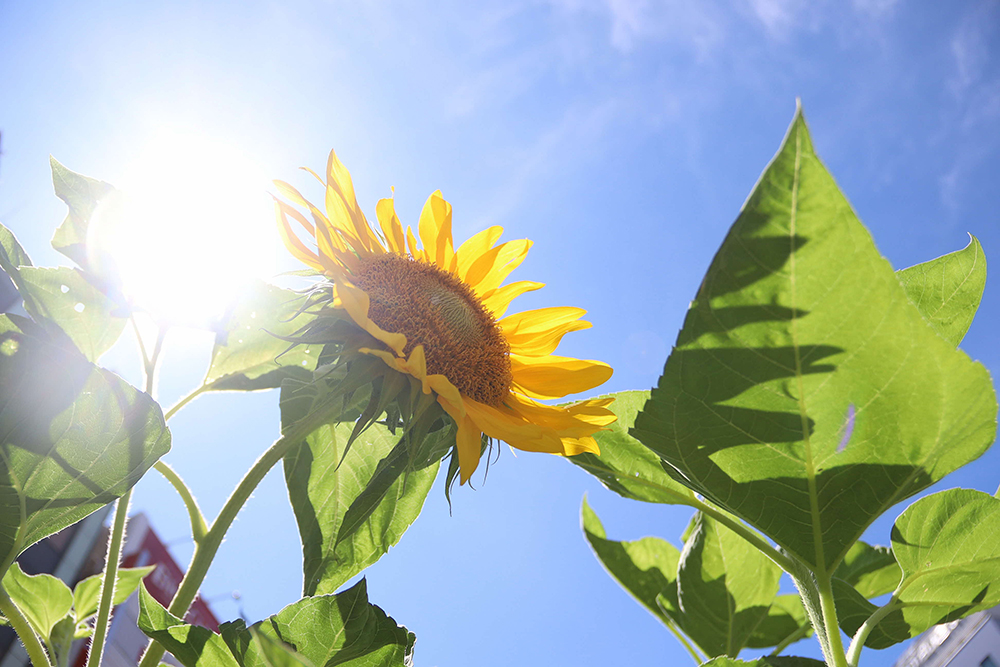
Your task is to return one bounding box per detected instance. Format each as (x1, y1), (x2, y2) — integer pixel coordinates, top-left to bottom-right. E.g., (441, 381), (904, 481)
(846, 595), (900, 667)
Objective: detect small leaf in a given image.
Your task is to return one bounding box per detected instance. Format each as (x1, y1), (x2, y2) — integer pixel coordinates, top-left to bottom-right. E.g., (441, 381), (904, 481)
(48, 614), (76, 667)
(896, 234), (986, 346)
(569, 391), (694, 504)
(676, 512), (782, 657)
(283, 420), (437, 597)
(73, 565), (155, 621)
(581, 497), (683, 629)
(833, 541), (900, 599)
(0, 563), (73, 640)
(203, 282), (319, 392)
(0, 316), (171, 569)
(0, 223), (33, 269)
(50, 157), (116, 269)
(137, 583), (240, 667)
(833, 578), (909, 649)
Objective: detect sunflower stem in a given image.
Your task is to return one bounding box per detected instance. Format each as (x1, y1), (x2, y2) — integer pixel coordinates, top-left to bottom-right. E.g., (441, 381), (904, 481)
(0, 583), (53, 667)
(137, 412), (327, 667)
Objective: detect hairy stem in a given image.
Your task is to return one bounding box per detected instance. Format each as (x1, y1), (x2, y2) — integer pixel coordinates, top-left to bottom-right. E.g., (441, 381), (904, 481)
(137, 414), (324, 667)
(164, 385), (209, 422)
(85, 489), (131, 667)
(0, 584), (53, 667)
(154, 461), (208, 543)
(846, 596), (900, 667)
(817, 573), (849, 667)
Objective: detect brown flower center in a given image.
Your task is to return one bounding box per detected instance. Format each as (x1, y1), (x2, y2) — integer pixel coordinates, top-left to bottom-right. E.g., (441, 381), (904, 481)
(353, 254), (511, 406)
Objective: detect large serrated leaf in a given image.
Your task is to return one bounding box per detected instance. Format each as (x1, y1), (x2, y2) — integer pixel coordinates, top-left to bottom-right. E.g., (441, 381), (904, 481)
(570, 391), (694, 504)
(632, 106), (998, 572)
(581, 497), (683, 629)
(283, 419), (437, 597)
(203, 282), (319, 391)
(0, 316), (170, 572)
(677, 512), (782, 657)
(896, 234), (986, 346)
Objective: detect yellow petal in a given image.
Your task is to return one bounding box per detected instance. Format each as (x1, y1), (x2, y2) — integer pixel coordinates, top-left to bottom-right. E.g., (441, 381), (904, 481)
(455, 226), (503, 280)
(463, 399), (565, 454)
(418, 191), (455, 270)
(375, 198), (406, 255)
(438, 399), (483, 484)
(506, 394), (617, 434)
(275, 201), (325, 272)
(334, 278), (407, 355)
(509, 354), (614, 399)
(500, 307), (591, 356)
(324, 149), (375, 255)
(480, 281), (545, 318)
(466, 239), (532, 296)
(405, 226), (424, 262)
(562, 436), (600, 456)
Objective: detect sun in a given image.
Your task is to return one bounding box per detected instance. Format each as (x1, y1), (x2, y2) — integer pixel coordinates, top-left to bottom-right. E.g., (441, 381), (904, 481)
(88, 130), (277, 327)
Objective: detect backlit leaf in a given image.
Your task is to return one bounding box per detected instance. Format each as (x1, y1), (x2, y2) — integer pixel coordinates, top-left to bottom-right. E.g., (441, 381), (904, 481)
(0, 316), (170, 572)
(50, 157), (115, 270)
(73, 565), (155, 622)
(632, 106), (997, 572)
(896, 234), (986, 346)
(676, 512), (782, 657)
(833, 541), (900, 599)
(137, 583), (240, 667)
(1, 563), (73, 640)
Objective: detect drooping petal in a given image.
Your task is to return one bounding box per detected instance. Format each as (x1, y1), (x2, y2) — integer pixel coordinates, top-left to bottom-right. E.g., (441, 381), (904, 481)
(463, 399), (566, 454)
(480, 281), (545, 318)
(500, 307), (592, 356)
(510, 354), (614, 400)
(334, 277), (407, 355)
(438, 399), (483, 483)
(505, 393), (615, 439)
(274, 201), (325, 272)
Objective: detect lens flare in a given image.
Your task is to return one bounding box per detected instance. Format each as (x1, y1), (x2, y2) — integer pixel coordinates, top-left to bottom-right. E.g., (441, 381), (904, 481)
(89, 130), (277, 326)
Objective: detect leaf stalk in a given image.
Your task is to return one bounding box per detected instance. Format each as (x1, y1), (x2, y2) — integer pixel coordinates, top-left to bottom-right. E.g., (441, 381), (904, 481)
(0, 583), (53, 667)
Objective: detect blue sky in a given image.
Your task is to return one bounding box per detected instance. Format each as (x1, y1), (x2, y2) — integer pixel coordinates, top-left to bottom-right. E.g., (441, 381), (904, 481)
(2, 1), (999, 665)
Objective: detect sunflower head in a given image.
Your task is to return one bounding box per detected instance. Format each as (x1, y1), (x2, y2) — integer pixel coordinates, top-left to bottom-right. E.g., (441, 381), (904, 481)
(275, 149), (615, 484)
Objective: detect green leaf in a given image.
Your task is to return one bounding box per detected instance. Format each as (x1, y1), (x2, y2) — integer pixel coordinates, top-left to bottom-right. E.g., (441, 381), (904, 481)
(700, 657), (826, 667)
(50, 157), (115, 269)
(18, 267), (127, 362)
(246, 628), (315, 667)
(283, 420), (438, 596)
(676, 512), (782, 657)
(73, 565), (156, 622)
(0, 316), (171, 572)
(744, 594), (812, 650)
(137, 583), (240, 667)
(49, 613), (76, 666)
(569, 391), (695, 504)
(833, 541), (900, 599)
(580, 497), (683, 629)
(833, 578), (909, 649)
(891, 489), (1000, 631)
(1, 563), (73, 640)
(224, 580), (414, 667)
(203, 282), (319, 391)
(631, 105), (998, 572)
(896, 234), (986, 346)
(0, 223), (33, 270)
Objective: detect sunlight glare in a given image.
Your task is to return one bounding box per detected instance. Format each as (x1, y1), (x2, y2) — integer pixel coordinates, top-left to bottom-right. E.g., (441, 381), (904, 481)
(89, 131), (277, 327)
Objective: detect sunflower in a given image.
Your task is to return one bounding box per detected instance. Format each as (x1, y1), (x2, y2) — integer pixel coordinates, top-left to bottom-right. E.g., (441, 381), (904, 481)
(274, 150), (615, 484)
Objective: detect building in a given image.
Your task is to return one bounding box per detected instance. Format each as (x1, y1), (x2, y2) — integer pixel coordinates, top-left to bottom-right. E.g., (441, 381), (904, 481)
(0, 513), (218, 667)
(894, 608), (1000, 667)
